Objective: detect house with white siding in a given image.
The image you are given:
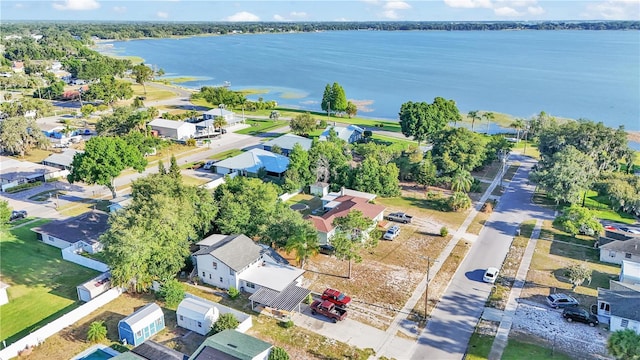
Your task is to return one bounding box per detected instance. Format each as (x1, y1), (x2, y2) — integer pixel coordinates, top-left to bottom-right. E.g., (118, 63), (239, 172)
(600, 238), (640, 265)
(596, 288), (640, 334)
(319, 124), (364, 144)
(31, 210), (109, 254)
(176, 296), (219, 335)
(148, 119), (196, 140)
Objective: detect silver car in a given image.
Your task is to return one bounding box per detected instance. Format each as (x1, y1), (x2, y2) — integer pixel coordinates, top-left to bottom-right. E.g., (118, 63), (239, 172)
(383, 225), (400, 240)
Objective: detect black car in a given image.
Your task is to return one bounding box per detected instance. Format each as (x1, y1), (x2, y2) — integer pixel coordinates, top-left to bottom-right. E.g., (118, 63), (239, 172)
(562, 307), (599, 327)
(9, 210), (27, 221)
(319, 244), (335, 255)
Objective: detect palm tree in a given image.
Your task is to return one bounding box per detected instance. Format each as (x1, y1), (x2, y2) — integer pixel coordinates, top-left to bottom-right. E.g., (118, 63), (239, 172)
(213, 116), (227, 134)
(468, 110), (481, 131)
(510, 118), (525, 142)
(87, 321), (107, 343)
(285, 226), (319, 269)
(451, 170), (474, 193)
(482, 111), (494, 134)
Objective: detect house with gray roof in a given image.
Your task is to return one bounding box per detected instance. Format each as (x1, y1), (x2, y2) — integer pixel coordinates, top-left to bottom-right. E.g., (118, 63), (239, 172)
(149, 119), (196, 140)
(189, 329), (272, 360)
(202, 108), (236, 123)
(262, 133), (312, 156)
(193, 234), (304, 294)
(600, 238), (640, 265)
(596, 288), (640, 334)
(610, 260), (640, 293)
(31, 210), (109, 253)
(213, 149), (289, 178)
(111, 340), (187, 360)
(319, 124), (364, 144)
(42, 148), (83, 171)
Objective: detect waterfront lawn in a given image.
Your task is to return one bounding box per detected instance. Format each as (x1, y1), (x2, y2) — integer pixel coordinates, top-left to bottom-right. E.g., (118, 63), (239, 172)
(131, 84), (176, 102)
(234, 119), (288, 135)
(0, 220), (99, 342)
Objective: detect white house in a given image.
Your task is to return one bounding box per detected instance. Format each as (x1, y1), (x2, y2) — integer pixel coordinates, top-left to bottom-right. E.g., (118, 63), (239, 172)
(189, 330), (272, 360)
(31, 211), (109, 254)
(0, 156), (65, 192)
(319, 124), (364, 144)
(262, 133), (313, 156)
(202, 108), (235, 123)
(176, 296), (219, 335)
(611, 260), (640, 292)
(600, 238), (640, 265)
(596, 288), (640, 334)
(193, 234), (304, 294)
(213, 148), (289, 178)
(42, 149), (83, 172)
(149, 119), (196, 140)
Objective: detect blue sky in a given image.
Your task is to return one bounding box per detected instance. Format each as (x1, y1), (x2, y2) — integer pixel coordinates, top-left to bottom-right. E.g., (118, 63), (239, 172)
(1, 0), (639, 21)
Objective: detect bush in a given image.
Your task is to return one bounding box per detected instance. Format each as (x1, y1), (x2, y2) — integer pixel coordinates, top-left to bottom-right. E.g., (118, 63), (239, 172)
(227, 286), (240, 300)
(158, 279), (185, 308)
(268, 346), (290, 360)
(447, 192), (472, 212)
(303, 293), (313, 305)
(470, 178), (482, 193)
(87, 321), (107, 343)
(279, 320), (294, 329)
(318, 119), (327, 129)
(210, 313), (239, 335)
(186, 138), (196, 147)
(440, 226), (449, 237)
(5, 181), (42, 193)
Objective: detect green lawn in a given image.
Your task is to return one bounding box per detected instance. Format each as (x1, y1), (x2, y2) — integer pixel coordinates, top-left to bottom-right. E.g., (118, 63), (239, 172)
(466, 333), (494, 360)
(210, 149), (245, 161)
(503, 339), (572, 360)
(234, 119), (288, 135)
(0, 221), (100, 342)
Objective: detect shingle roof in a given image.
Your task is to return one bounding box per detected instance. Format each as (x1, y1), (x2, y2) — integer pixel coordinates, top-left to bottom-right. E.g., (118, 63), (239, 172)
(42, 149), (83, 168)
(598, 288), (640, 321)
(601, 238), (640, 256)
(131, 340), (188, 360)
(213, 148), (289, 174)
(307, 195), (385, 233)
(193, 234), (262, 272)
(31, 210), (109, 245)
(190, 330), (271, 360)
(262, 133), (313, 151)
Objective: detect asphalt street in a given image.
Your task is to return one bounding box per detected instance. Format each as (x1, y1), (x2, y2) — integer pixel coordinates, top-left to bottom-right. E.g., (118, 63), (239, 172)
(409, 154), (555, 359)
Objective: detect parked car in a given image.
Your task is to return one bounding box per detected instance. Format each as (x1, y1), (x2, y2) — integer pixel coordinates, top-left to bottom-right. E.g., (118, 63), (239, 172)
(578, 225), (595, 236)
(202, 160), (217, 170)
(321, 288), (352, 308)
(619, 226), (640, 235)
(319, 244), (335, 255)
(562, 307), (599, 327)
(310, 300), (347, 323)
(604, 225), (619, 232)
(546, 293), (579, 308)
(383, 225), (400, 240)
(9, 210), (27, 221)
(483, 267), (499, 284)
(386, 212), (413, 224)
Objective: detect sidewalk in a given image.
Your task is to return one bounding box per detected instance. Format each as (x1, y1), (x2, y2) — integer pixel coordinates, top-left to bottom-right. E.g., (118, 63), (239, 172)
(488, 219), (543, 360)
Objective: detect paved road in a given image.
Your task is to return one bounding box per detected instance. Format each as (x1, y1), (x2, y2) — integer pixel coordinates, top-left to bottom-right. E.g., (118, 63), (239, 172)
(409, 154), (554, 359)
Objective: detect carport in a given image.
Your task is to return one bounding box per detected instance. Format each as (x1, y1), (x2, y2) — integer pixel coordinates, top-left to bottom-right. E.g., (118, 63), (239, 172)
(249, 283), (311, 320)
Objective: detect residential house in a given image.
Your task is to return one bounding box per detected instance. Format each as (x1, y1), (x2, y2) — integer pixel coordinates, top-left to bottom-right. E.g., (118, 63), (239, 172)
(42, 149), (83, 173)
(189, 330), (272, 360)
(308, 192), (385, 245)
(118, 303), (165, 346)
(0, 156), (64, 192)
(31, 210), (109, 254)
(610, 260), (640, 292)
(193, 234), (304, 294)
(319, 124), (364, 144)
(76, 272), (111, 302)
(321, 187), (377, 210)
(600, 238), (640, 265)
(176, 296), (219, 335)
(148, 119), (196, 140)
(0, 281), (9, 306)
(202, 108), (235, 123)
(213, 148), (289, 178)
(11, 61), (24, 73)
(110, 340), (188, 360)
(262, 133), (313, 156)
(596, 288), (640, 334)
(309, 182), (330, 197)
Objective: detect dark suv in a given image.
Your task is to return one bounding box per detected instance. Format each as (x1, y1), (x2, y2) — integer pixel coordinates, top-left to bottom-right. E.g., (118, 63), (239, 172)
(9, 210), (27, 222)
(562, 307), (599, 327)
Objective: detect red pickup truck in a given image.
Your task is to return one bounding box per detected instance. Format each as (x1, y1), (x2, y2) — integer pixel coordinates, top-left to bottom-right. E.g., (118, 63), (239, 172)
(311, 300), (348, 323)
(321, 288), (352, 308)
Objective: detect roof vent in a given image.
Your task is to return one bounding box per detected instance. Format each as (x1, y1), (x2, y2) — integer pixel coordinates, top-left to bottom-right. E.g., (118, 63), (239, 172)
(227, 344), (237, 348)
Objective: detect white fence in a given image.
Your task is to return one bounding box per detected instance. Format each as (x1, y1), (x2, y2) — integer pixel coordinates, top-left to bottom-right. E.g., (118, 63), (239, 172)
(0, 288), (123, 360)
(278, 188), (302, 202)
(201, 172), (238, 190)
(61, 246), (110, 272)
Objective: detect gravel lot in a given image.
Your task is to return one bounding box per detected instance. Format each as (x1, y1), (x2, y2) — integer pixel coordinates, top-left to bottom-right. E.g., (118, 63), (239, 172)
(512, 300), (612, 359)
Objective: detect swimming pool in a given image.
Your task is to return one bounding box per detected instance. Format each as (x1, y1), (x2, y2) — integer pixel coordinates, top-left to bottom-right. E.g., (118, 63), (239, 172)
(71, 345), (120, 360)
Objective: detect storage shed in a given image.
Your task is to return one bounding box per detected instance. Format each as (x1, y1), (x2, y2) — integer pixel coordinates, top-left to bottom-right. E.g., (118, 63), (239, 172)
(148, 119), (196, 140)
(118, 303), (165, 346)
(176, 296), (219, 335)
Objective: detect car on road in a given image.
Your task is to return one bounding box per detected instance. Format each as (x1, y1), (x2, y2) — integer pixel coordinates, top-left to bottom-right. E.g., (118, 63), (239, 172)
(546, 293), (580, 308)
(321, 288), (351, 308)
(483, 267), (499, 284)
(604, 225), (619, 232)
(202, 160), (217, 170)
(9, 210), (27, 221)
(386, 212), (413, 224)
(319, 244), (335, 255)
(618, 226), (640, 235)
(383, 225), (400, 240)
(562, 307), (599, 326)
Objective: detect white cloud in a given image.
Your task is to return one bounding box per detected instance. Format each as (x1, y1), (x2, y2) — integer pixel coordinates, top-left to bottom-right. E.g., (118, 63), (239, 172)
(384, 1), (411, 10)
(360, 0), (380, 4)
(113, 6), (126, 13)
(52, 0), (100, 11)
(585, 0), (640, 20)
(527, 5), (545, 15)
(494, 6), (521, 16)
(290, 11), (307, 18)
(273, 14), (285, 21)
(443, 0), (492, 9)
(493, 0), (537, 6)
(226, 11), (260, 21)
(157, 11), (168, 19)
(382, 10), (399, 19)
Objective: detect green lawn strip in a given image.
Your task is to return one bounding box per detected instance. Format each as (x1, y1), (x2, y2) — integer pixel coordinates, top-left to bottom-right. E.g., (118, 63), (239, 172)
(0, 221), (100, 342)
(466, 333), (494, 360)
(377, 194), (468, 229)
(181, 175), (210, 187)
(284, 194), (323, 216)
(512, 140), (540, 159)
(502, 338), (572, 360)
(210, 149), (244, 161)
(234, 119), (288, 135)
(370, 134), (417, 150)
(131, 84), (176, 102)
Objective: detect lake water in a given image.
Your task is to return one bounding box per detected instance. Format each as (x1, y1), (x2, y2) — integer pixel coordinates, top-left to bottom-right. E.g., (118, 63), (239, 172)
(106, 30), (640, 131)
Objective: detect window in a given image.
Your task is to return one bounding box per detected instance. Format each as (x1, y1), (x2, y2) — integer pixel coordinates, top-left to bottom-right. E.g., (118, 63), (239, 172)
(179, 315), (183, 321)
(621, 319), (629, 328)
(246, 281), (255, 289)
(219, 277), (223, 283)
(230, 269), (234, 276)
(209, 274), (211, 279)
(600, 302), (610, 313)
(197, 321), (202, 328)
(156, 318), (163, 327)
(202, 271), (205, 277)
(212, 261), (217, 269)
(135, 330), (142, 338)
(625, 253), (632, 259)
(610, 251), (616, 258)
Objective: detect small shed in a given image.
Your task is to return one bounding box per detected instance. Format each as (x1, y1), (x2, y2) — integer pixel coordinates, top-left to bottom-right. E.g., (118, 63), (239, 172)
(176, 296), (219, 335)
(118, 303), (165, 346)
(148, 119), (196, 140)
(76, 272), (111, 302)
(310, 182), (329, 197)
